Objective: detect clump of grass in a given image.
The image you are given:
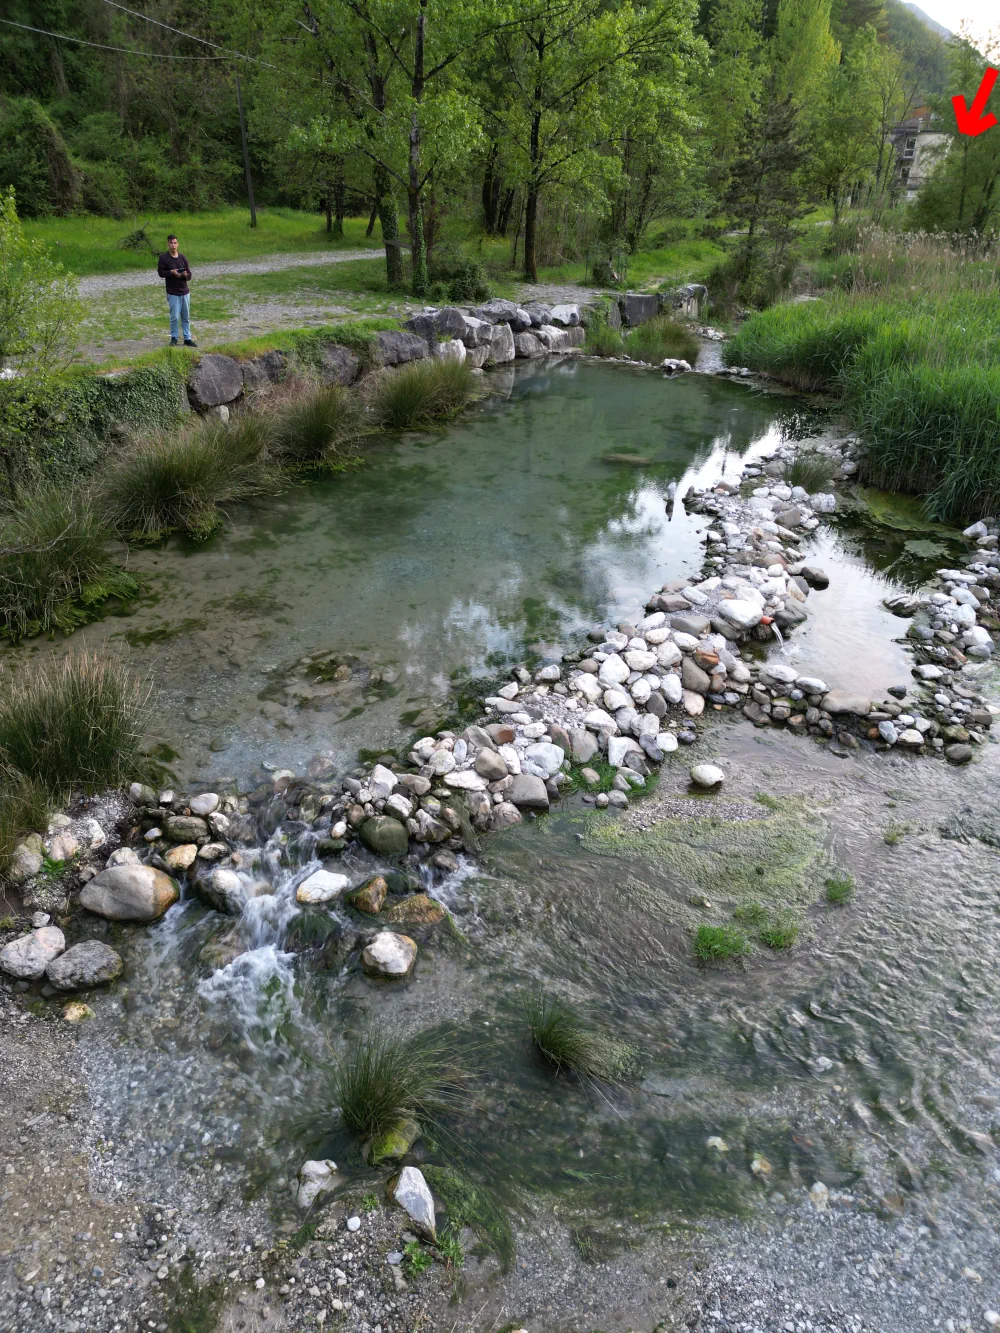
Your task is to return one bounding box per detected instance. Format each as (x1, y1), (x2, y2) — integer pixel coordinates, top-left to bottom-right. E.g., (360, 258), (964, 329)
(272, 383), (365, 468)
(625, 315), (700, 365)
(825, 871), (855, 905)
(0, 483), (138, 641)
(0, 655), (150, 795)
(786, 450), (836, 493)
(693, 923), (751, 964)
(523, 992), (639, 1083)
(733, 900), (768, 927)
(99, 414), (280, 542)
(324, 1026), (465, 1142)
(0, 766), (50, 877)
(403, 1240), (433, 1278)
(883, 821), (912, 846)
(758, 914), (800, 950)
(585, 322), (625, 357)
(367, 357), (475, 430)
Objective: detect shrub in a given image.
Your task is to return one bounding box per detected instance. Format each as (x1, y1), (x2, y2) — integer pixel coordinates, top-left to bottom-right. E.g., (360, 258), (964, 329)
(0, 655), (149, 795)
(99, 414), (280, 541)
(447, 259), (491, 303)
(523, 992), (639, 1082)
(625, 315), (700, 365)
(0, 482), (137, 640)
(786, 450), (836, 493)
(273, 384), (365, 468)
(693, 924), (751, 963)
(825, 872), (855, 905)
(368, 358), (475, 430)
(323, 1027), (465, 1142)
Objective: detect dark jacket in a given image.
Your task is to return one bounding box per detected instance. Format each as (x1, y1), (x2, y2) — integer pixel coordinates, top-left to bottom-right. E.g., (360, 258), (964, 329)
(157, 252), (191, 295)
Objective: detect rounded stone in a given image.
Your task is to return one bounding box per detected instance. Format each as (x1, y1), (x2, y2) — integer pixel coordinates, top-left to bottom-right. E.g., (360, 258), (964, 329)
(296, 869), (351, 903)
(80, 865), (179, 922)
(690, 763), (725, 788)
(362, 932), (417, 978)
(359, 816), (410, 858)
(0, 926), (65, 980)
(46, 940), (123, 990)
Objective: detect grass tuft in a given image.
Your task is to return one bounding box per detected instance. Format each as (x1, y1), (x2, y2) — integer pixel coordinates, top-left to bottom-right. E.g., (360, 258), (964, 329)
(0, 655), (150, 795)
(758, 914), (799, 950)
(0, 483), (137, 641)
(322, 1026), (466, 1142)
(693, 923), (751, 964)
(585, 322), (625, 357)
(273, 383), (366, 469)
(99, 413), (280, 541)
(523, 991), (639, 1083)
(0, 766), (51, 879)
(624, 315), (700, 365)
(825, 871), (855, 905)
(367, 357), (476, 430)
(786, 451), (836, 493)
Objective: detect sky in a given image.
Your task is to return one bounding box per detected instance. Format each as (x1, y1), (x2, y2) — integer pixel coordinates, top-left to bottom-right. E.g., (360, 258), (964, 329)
(914, 0), (996, 50)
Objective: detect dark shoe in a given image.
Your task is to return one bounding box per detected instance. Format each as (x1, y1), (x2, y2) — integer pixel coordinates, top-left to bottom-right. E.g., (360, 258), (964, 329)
(184, 339), (198, 347)
(170, 338), (179, 346)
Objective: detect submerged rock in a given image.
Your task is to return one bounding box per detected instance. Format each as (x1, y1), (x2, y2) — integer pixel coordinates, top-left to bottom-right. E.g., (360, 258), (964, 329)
(296, 869), (350, 904)
(350, 876), (388, 915)
(366, 1117), (420, 1166)
(81, 865), (179, 921)
(382, 893), (446, 927)
(360, 816), (409, 858)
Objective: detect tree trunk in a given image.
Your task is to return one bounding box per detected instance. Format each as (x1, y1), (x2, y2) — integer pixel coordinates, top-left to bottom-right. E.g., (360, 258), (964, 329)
(333, 163), (346, 238)
(483, 146), (502, 233)
(523, 35), (544, 284)
(497, 187), (516, 236)
(325, 192), (333, 232)
(374, 163), (403, 286)
(523, 184), (538, 282)
(367, 201), (378, 237)
(407, 8), (428, 296)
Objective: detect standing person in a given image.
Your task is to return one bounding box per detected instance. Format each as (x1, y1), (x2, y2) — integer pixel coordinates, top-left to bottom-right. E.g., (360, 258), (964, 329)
(157, 234), (197, 347)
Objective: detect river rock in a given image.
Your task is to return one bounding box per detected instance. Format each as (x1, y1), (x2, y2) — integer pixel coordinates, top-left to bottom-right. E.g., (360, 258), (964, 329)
(8, 834), (43, 883)
(375, 330), (428, 365)
(716, 600), (763, 630)
(46, 940), (123, 990)
(129, 782), (157, 807)
(164, 815), (209, 843)
(598, 653), (631, 687)
(484, 322), (516, 362)
(360, 816), (410, 858)
(389, 1166), (436, 1240)
(608, 736), (640, 767)
(241, 349), (287, 390)
(383, 893), (446, 927)
(443, 770), (488, 791)
(427, 749), (456, 776)
(81, 865), (179, 921)
(800, 566), (830, 589)
(164, 843), (198, 871)
(297, 1159), (340, 1209)
(821, 690), (870, 716)
(362, 931), (417, 978)
(946, 743), (973, 764)
(187, 354), (242, 409)
(188, 792), (220, 816)
(474, 749), (508, 781)
(507, 774), (549, 810)
(760, 663), (798, 686)
(0, 926), (65, 980)
(690, 764), (725, 788)
(296, 869), (350, 904)
(549, 302), (581, 327)
(568, 728), (599, 762)
(682, 690), (705, 717)
(524, 742), (565, 777)
(896, 728), (924, 748)
(435, 337), (466, 364)
(350, 876), (388, 914)
(681, 658), (711, 694)
(198, 867), (247, 914)
(492, 802), (522, 828)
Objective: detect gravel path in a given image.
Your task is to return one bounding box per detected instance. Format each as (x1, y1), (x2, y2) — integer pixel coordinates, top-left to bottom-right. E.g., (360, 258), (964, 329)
(77, 247), (388, 297)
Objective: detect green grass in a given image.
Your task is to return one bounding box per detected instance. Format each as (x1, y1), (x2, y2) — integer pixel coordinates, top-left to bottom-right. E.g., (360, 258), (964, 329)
(732, 900), (768, 927)
(0, 482), (138, 641)
(825, 871), (855, 905)
(585, 322), (625, 357)
(786, 451), (836, 493)
(24, 208), (384, 277)
(403, 1240), (433, 1278)
(523, 991), (639, 1083)
(98, 413), (281, 541)
(0, 655), (149, 796)
(758, 914), (800, 950)
(693, 923), (751, 964)
(0, 767), (50, 878)
(367, 358), (476, 430)
(272, 384), (366, 469)
(322, 1026), (466, 1142)
(624, 315), (700, 365)
(883, 820), (912, 845)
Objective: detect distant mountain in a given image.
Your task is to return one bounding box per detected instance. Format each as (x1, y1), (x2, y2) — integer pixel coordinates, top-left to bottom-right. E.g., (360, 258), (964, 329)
(901, 2), (954, 39)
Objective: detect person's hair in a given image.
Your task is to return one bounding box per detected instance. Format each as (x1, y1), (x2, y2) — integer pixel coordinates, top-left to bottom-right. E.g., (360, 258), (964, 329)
(167, 234), (177, 242)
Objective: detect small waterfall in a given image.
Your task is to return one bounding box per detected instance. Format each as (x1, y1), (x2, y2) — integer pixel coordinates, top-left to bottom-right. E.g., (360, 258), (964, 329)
(770, 621), (785, 649)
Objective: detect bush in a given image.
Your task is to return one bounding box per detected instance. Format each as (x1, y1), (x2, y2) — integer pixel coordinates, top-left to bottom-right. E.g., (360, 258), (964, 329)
(0, 482), (137, 641)
(523, 992), (639, 1082)
(758, 914), (799, 949)
(447, 259), (491, 303)
(624, 315), (700, 365)
(323, 1027), (465, 1142)
(273, 384), (365, 468)
(0, 100), (79, 217)
(99, 414), (280, 541)
(368, 358), (475, 430)
(0, 655), (149, 795)
(693, 924), (750, 963)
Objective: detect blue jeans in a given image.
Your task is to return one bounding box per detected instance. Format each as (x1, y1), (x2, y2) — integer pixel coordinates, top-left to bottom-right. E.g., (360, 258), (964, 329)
(167, 292), (191, 342)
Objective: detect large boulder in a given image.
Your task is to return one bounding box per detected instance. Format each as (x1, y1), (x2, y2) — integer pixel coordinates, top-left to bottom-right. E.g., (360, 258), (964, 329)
(459, 315), (492, 348)
(359, 815), (410, 858)
(484, 323), (515, 363)
(0, 926), (65, 980)
(623, 293), (661, 327)
(507, 774), (549, 810)
(549, 303), (581, 327)
(821, 690), (870, 716)
(514, 332), (546, 359)
(240, 350), (287, 391)
(195, 867), (248, 915)
(404, 312), (438, 345)
(434, 307), (472, 340)
(165, 815), (209, 843)
(534, 325), (570, 351)
(81, 865), (179, 921)
(435, 338), (467, 364)
(296, 869), (350, 904)
(319, 344), (361, 385)
(188, 354), (243, 410)
(46, 940), (123, 990)
(375, 330), (429, 366)
(473, 299), (532, 332)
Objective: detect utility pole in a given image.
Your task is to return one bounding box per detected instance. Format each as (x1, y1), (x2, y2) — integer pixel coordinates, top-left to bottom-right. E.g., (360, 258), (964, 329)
(235, 71), (257, 228)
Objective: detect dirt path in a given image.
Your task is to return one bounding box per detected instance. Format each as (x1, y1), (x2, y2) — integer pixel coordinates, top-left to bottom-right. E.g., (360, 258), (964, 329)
(77, 246), (388, 296)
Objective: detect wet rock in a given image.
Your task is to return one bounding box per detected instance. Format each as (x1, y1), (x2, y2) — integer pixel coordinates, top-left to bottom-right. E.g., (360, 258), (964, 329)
(774, 602), (809, 629)
(349, 876), (388, 914)
(164, 843), (198, 871)
(360, 815), (410, 858)
(884, 593), (920, 617)
(716, 599), (762, 630)
(507, 775), (549, 810)
(367, 1117), (420, 1166)
(690, 764), (725, 788)
(799, 565), (830, 589)
(297, 1159), (341, 1209)
(129, 782), (157, 807)
(81, 865), (179, 921)
(187, 353), (243, 409)
(362, 931), (417, 978)
(389, 1166), (436, 1240)
(46, 940), (123, 990)
(296, 869), (350, 904)
(197, 867), (247, 914)
(188, 792), (220, 816)
(946, 743), (973, 764)
(492, 801), (522, 828)
(0, 926), (65, 980)
(164, 815), (209, 843)
(382, 893), (446, 927)
(809, 1181), (830, 1212)
(63, 1001), (95, 1023)
(821, 689), (870, 716)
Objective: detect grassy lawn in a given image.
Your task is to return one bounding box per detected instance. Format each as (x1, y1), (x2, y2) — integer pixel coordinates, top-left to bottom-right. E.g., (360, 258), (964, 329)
(25, 208), (384, 277)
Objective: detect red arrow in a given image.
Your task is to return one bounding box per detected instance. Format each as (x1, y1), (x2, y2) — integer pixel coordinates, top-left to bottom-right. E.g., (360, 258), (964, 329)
(953, 68), (999, 137)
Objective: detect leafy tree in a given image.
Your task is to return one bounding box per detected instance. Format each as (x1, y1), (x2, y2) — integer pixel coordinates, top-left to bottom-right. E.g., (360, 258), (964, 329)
(0, 189), (82, 483)
(771, 0), (839, 107)
(0, 100), (80, 217)
(809, 25), (884, 222)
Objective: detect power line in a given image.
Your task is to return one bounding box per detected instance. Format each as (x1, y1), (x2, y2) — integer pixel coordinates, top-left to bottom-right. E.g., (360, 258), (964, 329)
(100, 0), (291, 78)
(0, 17), (228, 60)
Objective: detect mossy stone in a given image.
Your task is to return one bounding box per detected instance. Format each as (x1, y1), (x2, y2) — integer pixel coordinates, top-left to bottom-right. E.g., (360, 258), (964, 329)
(382, 893), (446, 927)
(349, 875), (388, 915)
(359, 816), (409, 858)
(365, 1116), (420, 1166)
